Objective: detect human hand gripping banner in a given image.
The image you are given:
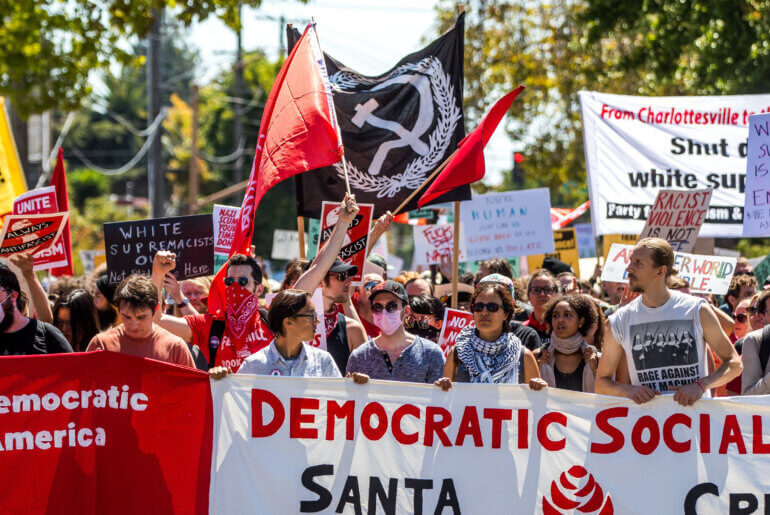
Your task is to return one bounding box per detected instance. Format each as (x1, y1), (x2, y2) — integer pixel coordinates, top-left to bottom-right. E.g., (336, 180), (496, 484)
(210, 375), (770, 514)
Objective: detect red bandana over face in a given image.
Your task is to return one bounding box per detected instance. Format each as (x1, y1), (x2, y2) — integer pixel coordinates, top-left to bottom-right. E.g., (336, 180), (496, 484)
(217, 283), (264, 369)
(324, 304), (342, 337)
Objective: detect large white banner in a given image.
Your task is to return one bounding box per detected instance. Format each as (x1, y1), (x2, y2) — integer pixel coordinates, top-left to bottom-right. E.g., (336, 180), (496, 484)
(579, 91), (770, 237)
(210, 376), (770, 514)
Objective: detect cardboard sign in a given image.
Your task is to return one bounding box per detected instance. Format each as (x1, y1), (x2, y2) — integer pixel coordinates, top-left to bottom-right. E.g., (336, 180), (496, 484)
(213, 205), (240, 270)
(575, 223), (595, 258)
(271, 229), (305, 261)
(460, 188), (554, 260)
(601, 243), (736, 294)
(306, 218), (321, 260)
(318, 202), (374, 286)
(413, 223), (467, 267)
(0, 212), (69, 257)
(602, 233), (638, 262)
(104, 214), (214, 284)
(743, 113), (770, 236)
(437, 308), (474, 357)
(753, 254), (770, 287)
(527, 228), (580, 276)
(79, 249), (106, 276)
(639, 189), (712, 252)
(12, 187), (69, 270)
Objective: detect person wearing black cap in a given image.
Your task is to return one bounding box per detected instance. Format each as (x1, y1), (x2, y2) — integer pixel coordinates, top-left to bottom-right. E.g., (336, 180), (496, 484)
(294, 194), (367, 374)
(94, 273), (120, 331)
(346, 280), (445, 384)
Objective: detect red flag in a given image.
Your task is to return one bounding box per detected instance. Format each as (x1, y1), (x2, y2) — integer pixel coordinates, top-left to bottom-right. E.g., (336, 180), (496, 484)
(208, 24), (343, 316)
(417, 86), (525, 207)
(551, 200), (591, 229)
(49, 148), (73, 276)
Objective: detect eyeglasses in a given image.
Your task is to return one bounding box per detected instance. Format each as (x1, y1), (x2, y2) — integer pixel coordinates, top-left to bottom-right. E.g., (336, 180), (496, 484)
(293, 312), (318, 323)
(364, 281), (381, 291)
(224, 276), (250, 287)
(529, 286), (558, 295)
(735, 313), (748, 323)
(471, 302), (504, 313)
(331, 271), (351, 282)
(372, 301), (401, 314)
(405, 315), (431, 329)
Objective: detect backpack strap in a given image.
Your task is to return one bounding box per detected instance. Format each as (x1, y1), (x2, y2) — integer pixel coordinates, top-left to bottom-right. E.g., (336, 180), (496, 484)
(208, 319), (227, 369)
(760, 324), (770, 375)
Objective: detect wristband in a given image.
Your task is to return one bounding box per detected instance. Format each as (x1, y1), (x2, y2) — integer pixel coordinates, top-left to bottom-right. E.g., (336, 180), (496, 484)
(695, 380), (706, 393)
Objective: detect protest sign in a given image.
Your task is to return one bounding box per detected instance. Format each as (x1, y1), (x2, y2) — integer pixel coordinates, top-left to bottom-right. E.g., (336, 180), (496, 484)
(575, 223), (595, 258)
(79, 249), (106, 276)
(743, 113), (770, 236)
(270, 229), (306, 261)
(12, 187), (69, 270)
(639, 189), (712, 251)
(210, 375), (770, 514)
(460, 188), (554, 261)
(0, 352), (211, 514)
(602, 233), (638, 262)
(527, 227), (580, 276)
(580, 91), (770, 237)
(213, 204), (239, 268)
(601, 243), (736, 294)
(318, 202), (374, 285)
(753, 255), (770, 287)
(265, 288), (326, 350)
(104, 214), (214, 284)
(306, 218), (321, 260)
(412, 223), (467, 267)
(436, 308), (474, 356)
(0, 212), (68, 257)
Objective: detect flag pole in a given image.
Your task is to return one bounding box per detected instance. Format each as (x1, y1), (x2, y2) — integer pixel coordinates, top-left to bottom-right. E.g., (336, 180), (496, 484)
(451, 201), (461, 309)
(392, 147), (458, 216)
(297, 216), (306, 259)
(310, 19), (351, 196)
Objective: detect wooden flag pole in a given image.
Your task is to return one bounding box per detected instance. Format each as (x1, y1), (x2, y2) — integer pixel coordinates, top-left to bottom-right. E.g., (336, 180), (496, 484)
(297, 216), (307, 259)
(392, 147), (458, 216)
(451, 201), (461, 309)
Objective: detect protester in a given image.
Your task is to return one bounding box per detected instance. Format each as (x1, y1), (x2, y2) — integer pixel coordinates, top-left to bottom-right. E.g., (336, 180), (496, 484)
(162, 272), (199, 316)
(538, 294), (598, 393)
(477, 274), (541, 351)
(93, 273), (120, 331)
(9, 252), (53, 324)
(556, 271), (579, 294)
(747, 291), (768, 331)
(474, 258), (513, 285)
(153, 251), (272, 371)
(352, 273), (384, 338)
(53, 289), (99, 352)
(523, 269), (559, 348)
(346, 281), (444, 383)
(435, 282), (545, 390)
(279, 259), (309, 291)
(293, 194), (367, 373)
(601, 280), (627, 307)
(210, 289), (340, 378)
(732, 298), (751, 343)
(734, 257), (754, 277)
(405, 293), (444, 342)
(720, 274), (757, 318)
(181, 276), (211, 314)
(741, 290), (770, 395)
(404, 277), (433, 297)
(595, 238), (741, 405)
(86, 275), (194, 367)
(0, 261), (72, 354)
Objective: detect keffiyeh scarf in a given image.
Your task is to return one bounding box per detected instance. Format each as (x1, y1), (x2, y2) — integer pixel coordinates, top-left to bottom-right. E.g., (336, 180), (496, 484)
(456, 326), (522, 384)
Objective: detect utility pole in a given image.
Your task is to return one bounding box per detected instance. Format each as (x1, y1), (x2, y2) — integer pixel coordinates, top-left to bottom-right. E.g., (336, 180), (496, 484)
(147, 8), (164, 218)
(232, 2), (245, 205)
(279, 15), (286, 58)
(189, 84), (200, 215)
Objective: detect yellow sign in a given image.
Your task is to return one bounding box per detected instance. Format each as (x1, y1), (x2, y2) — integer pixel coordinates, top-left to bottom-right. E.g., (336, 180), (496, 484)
(528, 228), (580, 277)
(602, 234), (638, 262)
(0, 97), (27, 217)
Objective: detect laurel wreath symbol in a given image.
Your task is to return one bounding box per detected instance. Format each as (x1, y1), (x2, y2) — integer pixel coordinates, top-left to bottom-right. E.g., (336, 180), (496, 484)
(329, 57), (461, 198)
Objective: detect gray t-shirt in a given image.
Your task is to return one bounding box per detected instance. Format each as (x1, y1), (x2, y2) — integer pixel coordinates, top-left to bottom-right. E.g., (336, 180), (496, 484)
(346, 337), (445, 384)
(741, 329), (769, 395)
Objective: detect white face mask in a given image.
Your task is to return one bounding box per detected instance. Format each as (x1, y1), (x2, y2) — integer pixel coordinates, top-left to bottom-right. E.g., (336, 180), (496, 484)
(373, 309), (403, 335)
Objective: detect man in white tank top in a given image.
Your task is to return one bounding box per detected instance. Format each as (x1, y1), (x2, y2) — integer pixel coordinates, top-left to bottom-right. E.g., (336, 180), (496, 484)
(596, 238), (742, 405)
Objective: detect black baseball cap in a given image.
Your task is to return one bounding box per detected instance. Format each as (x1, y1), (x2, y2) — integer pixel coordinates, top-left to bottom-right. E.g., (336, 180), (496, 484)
(370, 280), (408, 305)
(328, 257), (358, 276)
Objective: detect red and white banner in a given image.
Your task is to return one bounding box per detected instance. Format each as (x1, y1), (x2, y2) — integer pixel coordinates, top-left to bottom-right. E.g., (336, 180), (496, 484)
(318, 201), (374, 286)
(212, 204), (240, 256)
(13, 187), (69, 270)
(0, 351), (211, 514)
(0, 212), (69, 257)
(437, 308), (474, 356)
(639, 189), (712, 252)
(211, 375), (770, 514)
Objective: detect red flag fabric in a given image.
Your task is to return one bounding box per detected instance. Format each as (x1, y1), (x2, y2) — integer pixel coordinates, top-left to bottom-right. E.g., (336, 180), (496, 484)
(417, 86), (525, 207)
(49, 148), (73, 276)
(208, 24), (343, 317)
(0, 351), (212, 514)
(551, 200), (591, 230)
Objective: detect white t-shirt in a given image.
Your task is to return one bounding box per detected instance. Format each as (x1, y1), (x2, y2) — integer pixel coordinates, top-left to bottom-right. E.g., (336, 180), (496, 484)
(609, 290), (709, 394)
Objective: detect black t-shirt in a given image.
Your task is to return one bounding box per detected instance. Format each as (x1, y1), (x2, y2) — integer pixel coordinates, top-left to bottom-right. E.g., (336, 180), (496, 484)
(509, 321), (542, 351)
(0, 319), (73, 355)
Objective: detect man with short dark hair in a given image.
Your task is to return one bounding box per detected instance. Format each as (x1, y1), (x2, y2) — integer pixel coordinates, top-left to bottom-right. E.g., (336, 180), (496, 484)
(404, 277), (433, 297)
(0, 261), (71, 355)
(87, 274), (193, 367)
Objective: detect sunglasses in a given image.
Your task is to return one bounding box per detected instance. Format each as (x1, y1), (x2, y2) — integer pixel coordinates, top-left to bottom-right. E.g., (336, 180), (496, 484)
(747, 307), (757, 315)
(405, 315), (431, 329)
(224, 276), (250, 287)
(372, 301), (401, 314)
(331, 271), (351, 282)
(735, 313), (748, 323)
(364, 281), (381, 291)
(529, 286), (558, 295)
(472, 302), (504, 313)
(293, 312), (318, 323)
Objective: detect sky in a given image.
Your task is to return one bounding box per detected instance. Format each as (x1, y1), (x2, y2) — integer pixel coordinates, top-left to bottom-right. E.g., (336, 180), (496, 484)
(189, 0), (515, 185)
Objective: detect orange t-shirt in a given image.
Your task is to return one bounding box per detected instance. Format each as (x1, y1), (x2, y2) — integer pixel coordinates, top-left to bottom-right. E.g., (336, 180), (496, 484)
(86, 324), (195, 368)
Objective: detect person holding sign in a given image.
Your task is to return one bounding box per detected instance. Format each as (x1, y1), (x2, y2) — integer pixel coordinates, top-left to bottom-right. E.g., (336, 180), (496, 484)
(434, 283), (545, 390)
(596, 238), (742, 405)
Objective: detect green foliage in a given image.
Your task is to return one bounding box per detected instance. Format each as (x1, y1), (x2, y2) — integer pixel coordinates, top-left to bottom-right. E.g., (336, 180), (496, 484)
(736, 239), (770, 259)
(67, 168), (109, 211)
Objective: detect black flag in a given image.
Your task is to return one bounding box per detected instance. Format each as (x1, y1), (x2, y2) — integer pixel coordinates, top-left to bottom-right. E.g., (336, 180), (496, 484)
(288, 15), (469, 218)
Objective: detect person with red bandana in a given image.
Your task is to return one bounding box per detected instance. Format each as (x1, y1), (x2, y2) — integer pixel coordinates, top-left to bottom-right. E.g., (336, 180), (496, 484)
(151, 250), (272, 372)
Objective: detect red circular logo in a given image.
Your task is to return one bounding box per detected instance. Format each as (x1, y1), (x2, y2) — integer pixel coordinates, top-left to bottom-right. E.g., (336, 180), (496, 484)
(542, 466), (613, 515)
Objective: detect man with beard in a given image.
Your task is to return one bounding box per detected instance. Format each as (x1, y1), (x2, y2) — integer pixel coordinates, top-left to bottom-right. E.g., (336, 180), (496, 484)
(152, 251), (272, 372)
(596, 238), (741, 406)
(0, 261), (71, 354)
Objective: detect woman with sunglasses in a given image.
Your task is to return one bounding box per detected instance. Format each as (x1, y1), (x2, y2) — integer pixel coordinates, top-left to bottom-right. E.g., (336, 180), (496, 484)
(434, 283), (546, 390)
(345, 281), (445, 384)
(210, 289), (340, 378)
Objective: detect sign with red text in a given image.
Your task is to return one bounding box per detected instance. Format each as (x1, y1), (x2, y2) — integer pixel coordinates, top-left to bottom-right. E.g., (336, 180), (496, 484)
(0, 351), (211, 514)
(601, 243), (736, 294)
(213, 204), (239, 268)
(318, 202), (374, 286)
(12, 187), (69, 270)
(210, 375), (770, 514)
(580, 91), (770, 237)
(413, 223), (467, 267)
(0, 212), (68, 257)
(437, 308), (474, 356)
(639, 189), (712, 252)
(743, 113), (770, 236)
(460, 188), (554, 260)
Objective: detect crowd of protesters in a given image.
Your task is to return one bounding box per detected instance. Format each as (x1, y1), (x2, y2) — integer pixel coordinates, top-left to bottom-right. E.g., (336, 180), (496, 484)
(5, 193), (766, 406)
